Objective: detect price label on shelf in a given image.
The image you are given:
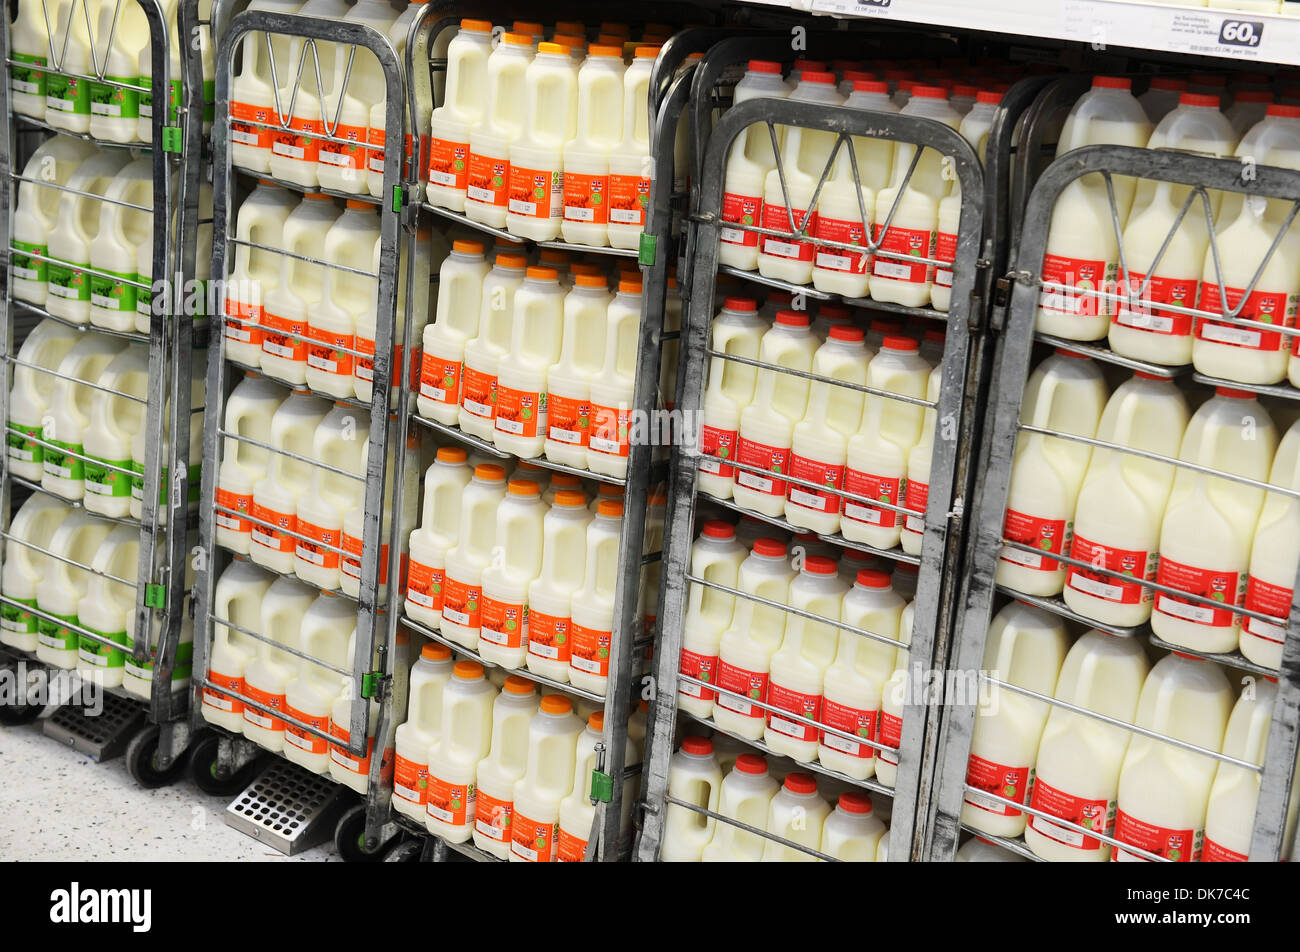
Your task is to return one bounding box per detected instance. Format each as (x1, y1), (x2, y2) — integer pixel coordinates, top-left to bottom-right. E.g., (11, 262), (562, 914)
(811, 0), (898, 17)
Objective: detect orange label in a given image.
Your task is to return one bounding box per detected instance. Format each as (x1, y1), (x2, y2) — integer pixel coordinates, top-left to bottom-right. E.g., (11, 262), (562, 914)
(527, 610), (571, 663)
(494, 385), (544, 439)
(355, 339), (414, 389)
(507, 163), (562, 220)
(392, 753), (428, 805)
(230, 99), (276, 150)
(214, 487), (253, 534)
(428, 137), (470, 191)
(242, 682), (286, 733)
(608, 173), (650, 228)
(466, 151), (509, 206)
(203, 670), (244, 714)
(261, 311), (308, 363)
(557, 826), (588, 862)
(328, 717), (373, 775)
(249, 500), (295, 553)
(367, 128), (419, 177)
(474, 789), (513, 842)
(272, 115), (322, 163)
(441, 574), (482, 629)
(342, 533), (393, 586)
(460, 365), (497, 421)
(318, 122), (368, 171)
(307, 324), (355, 377)
(511, 811), (558, 862)
(419, 352), (462, 406)
(295, 518), (341, 570)
(283, 703), (329, 754)
(406, 558), (443, 612)
(589, 403), (631, 458)
(570, 622), (611, 678)
(426, 774), (475, 827)
(224, 296), (264, 347)
(562, 171), (609, 225)
(546, 394), (589, 447)
(480, 596), (526, 649)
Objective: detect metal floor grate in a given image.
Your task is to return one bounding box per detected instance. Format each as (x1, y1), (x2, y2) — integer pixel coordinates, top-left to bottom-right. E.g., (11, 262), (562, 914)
(224, 759), (346, 855)
(41, 691), (144, 761)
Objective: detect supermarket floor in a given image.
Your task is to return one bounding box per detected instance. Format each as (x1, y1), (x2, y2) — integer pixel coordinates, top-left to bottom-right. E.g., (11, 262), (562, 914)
(0, 723), (339, 861)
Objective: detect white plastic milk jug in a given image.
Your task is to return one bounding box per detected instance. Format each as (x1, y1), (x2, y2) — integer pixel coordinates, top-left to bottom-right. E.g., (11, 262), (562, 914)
(677, 521), (748, 718)
(479, 479), (547, 668)
(202, 557), (275, 732)
(282, 592), (355, 773)
(698, 297), (765, 501)
(524, 489), (594, 683)
(719, 60), (791, 271)
(426, 19), (493, 211)
(700, 753), (779, 862)
(391, 642), (454, 820)
(418, 239), (489, 424)
(660, 736), (723, 861)
(424, 660), (497, 843)
(215, 374), (286, 554)
(440, 463), (508, 649)
(0, 495), (72, 652)
(472, 675), (539, 857)
(510, 694), (584, 862)
(6, 319), (81, 480)
(1242, 418), (1300, 669)
(405, 446), (471, 628)
(463, 32), (533, 228)
(248, 389), (331, 574)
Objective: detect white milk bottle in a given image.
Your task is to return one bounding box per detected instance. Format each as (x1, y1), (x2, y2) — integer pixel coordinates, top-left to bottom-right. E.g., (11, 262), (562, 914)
(822, 792), (887, 861)
(786, 326), (870, 534)
(586, 278), (643, 478)
(1242, 419), (1300, 668)
(561, 44), (626, 247)
(223, 182), (299, 365)
(1129, 92), (1238, 222)
(282, 592), (355, 773)
(363, 0), (429, 198)
(294, 404), (365, 591)
(45, 150), (132, 323)
(1063, 373), (1189, 627)
(762, 772), (831, 861)
(42, 334), (128, 500)
(713, 539), (796, 739)
(557, 710), (631, 860)
(35, 509), (114, 669)
(215, 374), (286, 554)
(305, 202), (382, 398)
(87, 0), (148, 143)
(525, 489), (593, 682)
(328, 632), (381, 793)
(460, 252), (527, 440)
(660, 736), (723, 861)
(506, 42), (579, 239)
(719, 60), (791, 271)
(1139, 77), (1187, 124)
(1026, 629), (1149, 861)
(425, 660), (497, 843)
(267, 0), (349, 187)
(473, 675), (540, 857)
(494, 267), (565, 458)
(42, 0), (100, 133)
(6, 320), (80, 480)
(933, 88), (1002, 311)
(0, 496), (71, 652)
(248, 389), (331, 573)
(464, 32), (533, 227)
(677, 521), (748, 718)
(996, 351), (1108, 596)
(391, 642), (454, 820)
(1113, 653), (1234, 862)
(700, 753), (780, 862)
(241, 576), (315, 751)
(11, 138), (96, 306)
(426, 19), (493, 211)
(261, 194), (343, 385)
(765, 555), (848, 762)
(9, 0), (53, 118)
(88, 157), (151, 330)
(202, 557), (275, 731)
(405, 446), (471, 628)
(479, 479), (546, 667)
(544, 274), (611, 468)
(72, 539), (140, 684)
(699, 297), (766, 500)
(137, 0), (215, 145)
(819, 570), (904, 779)
(756, 72), (845, 286)
(1038, 77), (1153, 340)
(606, 47), (657, 250)
(440, 463), (508, 649)
(228, 0), (303, 173)
(569, 499), (624, 693)
(732, 311), (820, 516)
(510, 695), (584, 862)
(418, 240), (488, 423)
(842, 335), (930, 549)
(900, 364), (942, 556)
(1152, 390), (1276, 653)
(961, 601), (1069, 837)
(871, 86), (962, 308)
(82, 345), (149, 517)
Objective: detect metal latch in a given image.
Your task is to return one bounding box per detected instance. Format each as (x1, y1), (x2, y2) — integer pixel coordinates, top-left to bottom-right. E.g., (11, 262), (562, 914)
(361, 671), (382, 698)
(161, 126), (183, 153)
(145, 583), (167, 608)
(589, 770), (614, 803)
(993, 276), (1014, 309)
(638, 233), (657, 267)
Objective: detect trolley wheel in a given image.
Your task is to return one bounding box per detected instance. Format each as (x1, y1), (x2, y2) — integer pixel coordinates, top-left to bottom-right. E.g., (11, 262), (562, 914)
(382, 838), (423, 862)
(333, 804), (387, 863)
(124, 725), (187, 789)
(187, 732), (259, 797)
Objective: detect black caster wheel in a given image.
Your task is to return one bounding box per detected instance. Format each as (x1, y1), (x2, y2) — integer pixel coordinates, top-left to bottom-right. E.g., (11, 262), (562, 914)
(334, 804), (387, 862)
(187, 732), (260, 796)
(125, 725), (187, 789)
(382, 838), (423, 862)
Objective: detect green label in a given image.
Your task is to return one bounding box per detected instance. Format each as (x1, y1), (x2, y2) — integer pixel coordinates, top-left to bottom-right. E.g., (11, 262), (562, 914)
(130, 461), (201, 505)
(84, 455), (134, 497)
(89, 76), (140, 119)
(1, 596), (39, 635)
(10, 52), (47, 97)
(47, 260), (89, 302)
(43, 438), (84, 481)
(89, 267), (138, 312)
(7, 422), (42, 465)
(124, 639), (193, 681)
(46, 74), (90, 116)
(37, 611), (80, 652)
(11, 239), (47, 283)
(79, 625), (128, 669)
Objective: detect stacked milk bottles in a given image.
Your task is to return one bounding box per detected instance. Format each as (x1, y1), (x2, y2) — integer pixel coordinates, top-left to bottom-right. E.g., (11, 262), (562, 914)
(267, 0), (350, 187)
(605, 47), (656, 250)
(391, 643), (455, 820)
(43, 334), (129, 500)
(215, 374), (287, 553)
(305, 202), (383, 399)
(472, 675), (539, 857)
(11, 138), (96, 306)
(229, 0), (302, 173)
(719, 61), (791, 270)
(510, 695), (584, 863)
(248, 389), (331, 574)
(587, 278), (642, 479)
(568, 500), (624, 693)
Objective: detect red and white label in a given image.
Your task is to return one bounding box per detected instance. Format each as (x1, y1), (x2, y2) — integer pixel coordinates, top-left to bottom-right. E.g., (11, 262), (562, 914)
(878, 710), (902, 767)
(903, 478), (928, 533)
(466, 152), (509, 206)
(589, 403), (631, 459)
(872, 222), (935, 285)
(842, 470), (901, 528)
(1112, 810), (1200, 862)
(608, 174), (650, 227)
(214, 487), (253, 534)
(440, 575), (482, 629)
(569, 622), (611, 678)
(557, 827), (588, 862)
(342, 535), (393, 587)
(420, 352), (462, 406)
(355, 340), (416, 390)
(760, 203), (816, 261)
(1244, 575), (1291, 645)
(295, 518), (341, 570)
(494, 385), (544, 439)
(787, 453), (845, 514)
(272, 116), (322, 163)
(1197, 284), (1299, 352)
(328, 719), (374, 776)
(714, 660), (769, 718)
(1040, 253), (1117, 317)
(765, 682), (822, 743)
(427, 137), (470, 190)
(678, 649), (717, 702)
(406, 559), (444, 612)
(964, 755), (1031, 817)
(318, 122), (367, 170)
(562, 172), (609, 224)
(242, 683), (286, 733)
(460, 365), (497, 421)
(249, 501), (295, 553)
(699, 424), (738, 478)
(1001, 509), (1070, 572)
(426, 774), (474, 827)
(224, 296), (264, 349)
(934, 231), (958, 288)
(1202, 837), (1249, 863)
(511, 811), (557, 863)
(479, 596), (526, 649)
(392, 754), (428, 806)
(1027, 778), (1114, 852)
(813, 215), (870, 274)
(546, 394), (588, 447)
(527, 610), (570, 663)
(507, 164), (561, 219)
(307, 325), (354, 378)
(230, 100), (276, 150)
(734, 436), (791, 497)
(1154, 557), (1242, 629)
(366, 126), (417, 178)
(203, 671), (244, 714)
(820, 699), (878, 759)
(283, 704), (329, 754)
(720, 192), (762, 247)
(1066, 535), (1156, 605)
(260, 311), (308, 363)
(1114, 271), (1198, 336)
